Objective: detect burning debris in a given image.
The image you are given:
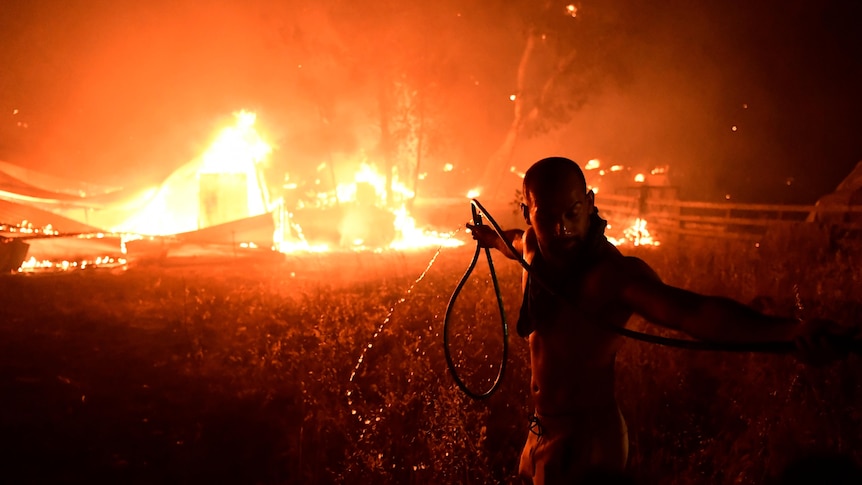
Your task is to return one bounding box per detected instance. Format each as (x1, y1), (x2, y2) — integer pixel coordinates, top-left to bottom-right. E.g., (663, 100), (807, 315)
(607, 218), (660, 247)
(1, 221), (127, 273)
(2, 107), (680, 274)
(1, 110), (466, 272)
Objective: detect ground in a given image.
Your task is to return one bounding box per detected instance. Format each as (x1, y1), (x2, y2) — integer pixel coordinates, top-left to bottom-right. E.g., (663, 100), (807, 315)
(1, 240), (860, 484)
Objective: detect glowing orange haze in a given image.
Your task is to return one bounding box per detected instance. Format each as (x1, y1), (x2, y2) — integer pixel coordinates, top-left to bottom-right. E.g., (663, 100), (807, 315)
(116, 110), (464, 253)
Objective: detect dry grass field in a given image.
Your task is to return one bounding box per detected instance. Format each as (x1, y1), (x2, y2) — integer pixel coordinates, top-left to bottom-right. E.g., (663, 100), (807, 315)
(1, 236), (860, 484)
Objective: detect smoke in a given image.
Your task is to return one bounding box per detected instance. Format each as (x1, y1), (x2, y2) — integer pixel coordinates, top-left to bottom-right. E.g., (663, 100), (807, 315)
(507, 0), (862, 203)
(1, 0), (859, 202)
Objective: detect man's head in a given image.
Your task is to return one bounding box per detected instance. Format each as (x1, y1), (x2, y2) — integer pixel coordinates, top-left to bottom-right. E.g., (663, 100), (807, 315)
(522, 157), (595, 262)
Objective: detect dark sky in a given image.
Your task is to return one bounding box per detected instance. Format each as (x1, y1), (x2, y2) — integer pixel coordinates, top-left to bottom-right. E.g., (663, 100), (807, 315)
(1, 0), (860, 203)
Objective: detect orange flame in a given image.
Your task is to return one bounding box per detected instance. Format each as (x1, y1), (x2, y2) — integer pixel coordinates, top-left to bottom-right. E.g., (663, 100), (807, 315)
(319, 162), (462, 251)
(608, 218), (660, 247)
(116, 110), (272, 236)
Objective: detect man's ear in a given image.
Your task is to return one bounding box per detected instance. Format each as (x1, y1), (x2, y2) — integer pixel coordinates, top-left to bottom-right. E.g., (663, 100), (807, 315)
(586, 189), (595, 209)
(521, 203), (531, 225)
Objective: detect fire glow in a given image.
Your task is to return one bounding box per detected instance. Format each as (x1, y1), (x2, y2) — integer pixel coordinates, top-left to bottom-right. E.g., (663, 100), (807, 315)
(1, 221), (59, 236)
(1, 220), (128, 273)
(2, 110), (469, 273)
(580, 158), (663, 247)
(607, 218), (660, 247)
(19, 255), (127, 272)
(330, 162), (462, 250)
(117, 110), (462, 253)
(115, 110), (272, 237)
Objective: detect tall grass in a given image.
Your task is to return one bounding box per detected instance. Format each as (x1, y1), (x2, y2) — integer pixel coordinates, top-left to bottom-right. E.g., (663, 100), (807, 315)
(0, 238), (858, 484)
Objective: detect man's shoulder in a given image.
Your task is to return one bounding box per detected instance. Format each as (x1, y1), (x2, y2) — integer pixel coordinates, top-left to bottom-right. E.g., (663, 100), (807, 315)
(591, 244), (660, 281)
(523, 226), (537, 244)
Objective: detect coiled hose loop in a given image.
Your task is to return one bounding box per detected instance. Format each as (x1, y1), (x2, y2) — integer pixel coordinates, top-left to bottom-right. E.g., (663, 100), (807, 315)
(443, 202), (508, 400)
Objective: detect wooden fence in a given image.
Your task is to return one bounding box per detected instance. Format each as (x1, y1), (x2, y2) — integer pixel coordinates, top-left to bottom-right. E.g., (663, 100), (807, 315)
(598, 191), (862, 242)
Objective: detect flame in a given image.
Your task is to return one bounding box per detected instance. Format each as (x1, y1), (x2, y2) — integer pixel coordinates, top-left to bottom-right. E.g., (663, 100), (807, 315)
(2, 221), (125, 272)
(1, 221), (59, 236)
(584, 159), (601, 171)
(19, 255), (127, 273)
(581, 158), (661, 248)
(624, 218), (659, 246)
(466, 188), (481, 199)
(199, 110), (272, 214)
(116, 110), (272, 236)
(608, 218), (660, 247)
(389, 206), (463, 250)
(7, 111), (465, 272)
(282, 161), (462, 253)
(335, 162), (415, 205)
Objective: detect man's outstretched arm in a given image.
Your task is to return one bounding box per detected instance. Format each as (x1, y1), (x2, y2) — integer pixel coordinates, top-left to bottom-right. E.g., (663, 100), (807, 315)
(618, 256), (859, 364)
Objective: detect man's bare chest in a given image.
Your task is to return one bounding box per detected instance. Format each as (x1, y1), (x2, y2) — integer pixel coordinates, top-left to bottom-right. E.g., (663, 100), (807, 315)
(519, 253), (631, 339)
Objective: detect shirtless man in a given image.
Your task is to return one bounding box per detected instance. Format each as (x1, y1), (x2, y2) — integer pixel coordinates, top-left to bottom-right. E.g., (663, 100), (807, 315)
(467, 157), (856, 484)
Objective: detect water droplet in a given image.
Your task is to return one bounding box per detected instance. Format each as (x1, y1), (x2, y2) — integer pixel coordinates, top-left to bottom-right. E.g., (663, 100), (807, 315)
(343, 237), (460, 428)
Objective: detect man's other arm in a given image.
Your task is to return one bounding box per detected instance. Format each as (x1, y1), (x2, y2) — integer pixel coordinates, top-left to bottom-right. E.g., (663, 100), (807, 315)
(617, 256), (858, 363)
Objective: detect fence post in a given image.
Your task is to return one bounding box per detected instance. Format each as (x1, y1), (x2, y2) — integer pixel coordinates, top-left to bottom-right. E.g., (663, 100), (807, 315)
(637, 185), (648, 218)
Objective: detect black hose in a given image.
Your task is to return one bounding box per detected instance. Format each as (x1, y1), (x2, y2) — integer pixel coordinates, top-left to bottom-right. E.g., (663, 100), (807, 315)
(443, 203), (509, 400)
(466, 198), (861, 355)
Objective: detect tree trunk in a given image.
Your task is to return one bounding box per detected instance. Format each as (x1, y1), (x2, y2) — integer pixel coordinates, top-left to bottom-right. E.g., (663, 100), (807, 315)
(479, 29), (538, 199)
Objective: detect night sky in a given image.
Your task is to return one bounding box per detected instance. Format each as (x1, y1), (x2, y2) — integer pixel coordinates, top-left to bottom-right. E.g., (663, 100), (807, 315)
(1, 0), (860, 203)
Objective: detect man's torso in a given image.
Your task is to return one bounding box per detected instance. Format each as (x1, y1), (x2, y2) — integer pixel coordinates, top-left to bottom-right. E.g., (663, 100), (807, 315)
(519, 228), (634, 414)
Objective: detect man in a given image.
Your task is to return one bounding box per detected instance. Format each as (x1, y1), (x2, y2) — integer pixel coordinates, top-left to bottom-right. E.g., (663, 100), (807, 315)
(466, 157), (856, 484)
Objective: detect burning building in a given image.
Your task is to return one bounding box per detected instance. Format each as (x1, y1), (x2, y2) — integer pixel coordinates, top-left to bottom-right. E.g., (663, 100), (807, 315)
(0, 109), (465, 272)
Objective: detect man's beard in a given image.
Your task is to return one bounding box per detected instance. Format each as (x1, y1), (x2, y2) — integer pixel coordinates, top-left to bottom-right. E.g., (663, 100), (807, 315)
(541, 236), (585, 266)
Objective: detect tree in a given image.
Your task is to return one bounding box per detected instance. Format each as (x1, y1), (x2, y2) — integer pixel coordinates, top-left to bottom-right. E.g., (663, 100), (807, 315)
(478, 0), (636, 197)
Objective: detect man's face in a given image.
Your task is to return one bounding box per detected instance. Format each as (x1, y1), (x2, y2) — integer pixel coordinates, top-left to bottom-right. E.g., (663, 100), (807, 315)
(525, 176), (594, 262)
